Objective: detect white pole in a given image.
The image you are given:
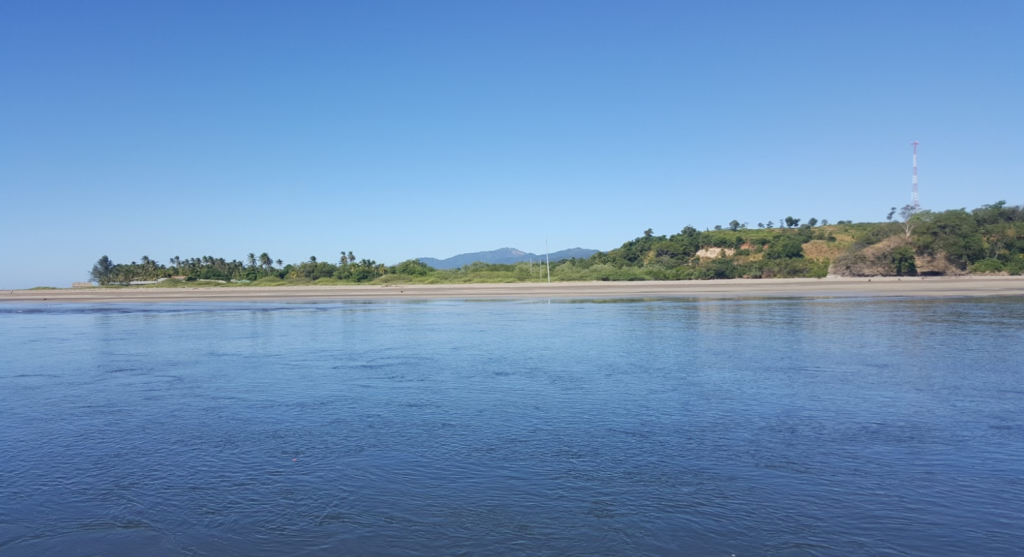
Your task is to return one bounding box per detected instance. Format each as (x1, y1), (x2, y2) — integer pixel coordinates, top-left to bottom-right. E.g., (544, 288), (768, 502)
(545, 238), (550, 283)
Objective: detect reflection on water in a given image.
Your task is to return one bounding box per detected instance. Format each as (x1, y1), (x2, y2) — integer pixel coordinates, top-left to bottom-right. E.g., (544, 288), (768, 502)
(1, 297), (1023, 556)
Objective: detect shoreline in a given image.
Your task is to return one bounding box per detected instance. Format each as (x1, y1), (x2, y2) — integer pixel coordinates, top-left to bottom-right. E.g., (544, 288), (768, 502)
(2, 276), (1024, 303)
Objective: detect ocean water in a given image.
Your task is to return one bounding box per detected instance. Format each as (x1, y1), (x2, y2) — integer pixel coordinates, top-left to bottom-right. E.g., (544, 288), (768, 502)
(0, 297), (1022, 556)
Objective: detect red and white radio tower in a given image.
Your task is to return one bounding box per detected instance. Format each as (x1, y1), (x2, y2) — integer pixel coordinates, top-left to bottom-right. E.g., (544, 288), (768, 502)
(911, 141), (920, 209)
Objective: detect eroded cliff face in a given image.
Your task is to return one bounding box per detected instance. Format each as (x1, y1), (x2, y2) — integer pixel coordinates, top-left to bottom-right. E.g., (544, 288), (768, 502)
(694, 247), (735, 259)
(912, 254), (965, 276)
(828, 235), (963, 277)
(830, 236), (904, 277)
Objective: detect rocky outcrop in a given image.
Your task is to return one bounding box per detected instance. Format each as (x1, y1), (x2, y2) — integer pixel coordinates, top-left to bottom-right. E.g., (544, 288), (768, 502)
(914, 253), (964, 276)
(829, 234), (964, 277)
(827, 236), (937, 276)
(695, 247), (735, 259)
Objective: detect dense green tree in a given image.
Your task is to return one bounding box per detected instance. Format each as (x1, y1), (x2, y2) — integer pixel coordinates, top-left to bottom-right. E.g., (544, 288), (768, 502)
(764, 237), (804, 260)
(914, 208), (985, 269)
(890, 246), (917, 276)
(89, 256), (115, 284)
(898, 204), (919, 238)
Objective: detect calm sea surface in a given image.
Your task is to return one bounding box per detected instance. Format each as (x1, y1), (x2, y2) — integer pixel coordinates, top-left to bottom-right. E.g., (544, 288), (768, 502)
(1, 297), (1022, 556)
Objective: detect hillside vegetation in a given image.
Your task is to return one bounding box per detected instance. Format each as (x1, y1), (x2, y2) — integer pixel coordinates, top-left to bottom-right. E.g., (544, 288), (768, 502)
(568, 201), (1023, 280)
(85, 201), (1023, 287)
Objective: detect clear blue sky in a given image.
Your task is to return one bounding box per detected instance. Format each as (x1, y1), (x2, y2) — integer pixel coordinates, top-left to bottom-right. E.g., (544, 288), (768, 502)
(2, 1), (1022, 288)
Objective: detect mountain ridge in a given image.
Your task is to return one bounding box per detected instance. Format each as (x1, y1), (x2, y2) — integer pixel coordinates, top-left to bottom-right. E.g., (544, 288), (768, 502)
(419, 247), (600, 269)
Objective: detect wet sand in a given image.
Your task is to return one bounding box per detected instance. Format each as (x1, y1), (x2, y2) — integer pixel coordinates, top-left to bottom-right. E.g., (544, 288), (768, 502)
(2, 276), (1023, 303)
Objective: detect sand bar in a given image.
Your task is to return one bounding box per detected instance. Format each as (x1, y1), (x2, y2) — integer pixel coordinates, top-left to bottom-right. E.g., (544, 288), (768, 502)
(2, 276), (1024, 304)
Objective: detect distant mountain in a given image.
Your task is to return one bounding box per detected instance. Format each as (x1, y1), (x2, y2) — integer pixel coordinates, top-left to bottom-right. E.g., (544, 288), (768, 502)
(419, 247), (600, 270)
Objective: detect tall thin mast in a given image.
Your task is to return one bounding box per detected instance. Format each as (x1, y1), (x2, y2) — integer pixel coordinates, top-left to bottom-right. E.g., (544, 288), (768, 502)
(545, 238), (550, 283)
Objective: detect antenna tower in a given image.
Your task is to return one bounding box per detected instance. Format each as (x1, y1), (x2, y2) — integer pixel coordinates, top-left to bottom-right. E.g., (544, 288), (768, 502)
(911, 141), (920, 209)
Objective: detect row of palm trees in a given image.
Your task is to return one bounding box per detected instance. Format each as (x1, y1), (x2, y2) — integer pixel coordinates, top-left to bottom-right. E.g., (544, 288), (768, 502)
(241, 253), (284, 273)
(90, 250), (393, 285)
(293, 250), (389, 280)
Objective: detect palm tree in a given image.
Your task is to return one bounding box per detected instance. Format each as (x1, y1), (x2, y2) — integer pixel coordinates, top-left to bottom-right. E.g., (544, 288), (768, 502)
(259, 253), (271, 273)
(275, 259), (283, 268)
(247, 253), (257, 269)
(139, 255), (154, 278)
(348, 251), (355, 263)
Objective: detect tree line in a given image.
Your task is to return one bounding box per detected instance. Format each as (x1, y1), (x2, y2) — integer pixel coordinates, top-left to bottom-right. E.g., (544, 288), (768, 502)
(89, 250), (431, 285)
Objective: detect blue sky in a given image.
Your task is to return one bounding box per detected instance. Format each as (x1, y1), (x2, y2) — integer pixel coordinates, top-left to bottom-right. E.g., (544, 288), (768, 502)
(2, 1), (1022, 288)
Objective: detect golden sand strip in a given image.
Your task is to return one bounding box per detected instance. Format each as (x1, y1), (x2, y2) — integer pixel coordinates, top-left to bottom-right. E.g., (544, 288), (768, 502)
(2, 276), (1024, 303)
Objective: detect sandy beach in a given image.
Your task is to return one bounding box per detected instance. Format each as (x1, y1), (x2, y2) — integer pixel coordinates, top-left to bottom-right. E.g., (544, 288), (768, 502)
(2, 276), (1023, 303)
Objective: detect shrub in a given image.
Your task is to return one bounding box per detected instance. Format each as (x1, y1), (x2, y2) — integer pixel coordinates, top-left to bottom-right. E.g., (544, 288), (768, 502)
(856, 226), (898, 246)
(394, 259), (433, 276)
(970, 258), (1005, 274)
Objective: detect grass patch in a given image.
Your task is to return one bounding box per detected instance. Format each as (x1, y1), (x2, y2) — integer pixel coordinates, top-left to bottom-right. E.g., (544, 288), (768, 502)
(141, 279), (188, 288)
